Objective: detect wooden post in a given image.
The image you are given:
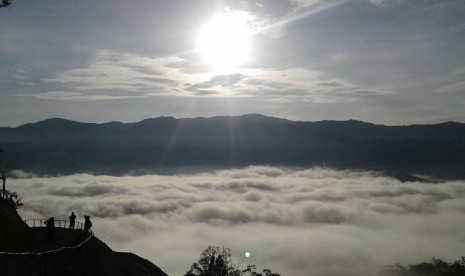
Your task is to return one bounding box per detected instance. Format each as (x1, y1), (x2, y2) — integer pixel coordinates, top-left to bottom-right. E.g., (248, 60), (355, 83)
(1, 171), (5, 199)
(0, 150), (5, 199)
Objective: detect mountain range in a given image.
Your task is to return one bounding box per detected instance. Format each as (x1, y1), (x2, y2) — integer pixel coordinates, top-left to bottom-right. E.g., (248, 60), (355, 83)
(0, 114), (464, 179)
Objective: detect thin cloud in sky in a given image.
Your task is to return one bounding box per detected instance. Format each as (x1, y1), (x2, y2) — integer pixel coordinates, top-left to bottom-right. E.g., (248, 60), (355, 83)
(42, 51), (190, 94)
(15, 91), (149, 102)
(289, 0), (408, 10)
(22, 49), (381, 103)
(11, 167), (465, 276)
(367, 0), (408, 7)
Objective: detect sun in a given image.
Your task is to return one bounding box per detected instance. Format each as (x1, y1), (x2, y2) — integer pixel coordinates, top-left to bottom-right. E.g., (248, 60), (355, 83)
(196, 10), (254, 73)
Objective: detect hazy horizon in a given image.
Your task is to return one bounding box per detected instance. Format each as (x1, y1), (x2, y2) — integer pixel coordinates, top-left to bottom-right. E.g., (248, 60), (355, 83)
(2, 113), (465, 128)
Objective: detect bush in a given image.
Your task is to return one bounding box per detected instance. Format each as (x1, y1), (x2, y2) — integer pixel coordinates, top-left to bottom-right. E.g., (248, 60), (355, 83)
(382, 256), (465, 276)
(3, 190), (23, 210)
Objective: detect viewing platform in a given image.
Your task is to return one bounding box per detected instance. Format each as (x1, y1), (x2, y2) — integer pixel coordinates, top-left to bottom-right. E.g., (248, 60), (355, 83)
(24, 219), (85, 231)
(0, 219), (94, 276)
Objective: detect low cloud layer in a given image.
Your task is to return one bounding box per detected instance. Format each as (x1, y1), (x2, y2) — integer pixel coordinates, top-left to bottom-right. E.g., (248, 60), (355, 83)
(10, 167), (465, 276)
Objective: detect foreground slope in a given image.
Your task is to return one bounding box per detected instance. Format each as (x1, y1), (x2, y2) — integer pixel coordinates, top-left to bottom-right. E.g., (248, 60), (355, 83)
(0, 198), (168, 276)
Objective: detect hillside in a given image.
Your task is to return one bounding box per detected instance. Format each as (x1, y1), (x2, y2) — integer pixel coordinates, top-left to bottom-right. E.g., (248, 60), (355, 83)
(0, 197), (168, 276)
(0, 114), (464, 179)
(0, 197), (34, 252)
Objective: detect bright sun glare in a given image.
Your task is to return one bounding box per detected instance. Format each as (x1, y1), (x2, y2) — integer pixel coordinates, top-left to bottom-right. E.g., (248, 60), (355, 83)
(197, 10), (253, 73)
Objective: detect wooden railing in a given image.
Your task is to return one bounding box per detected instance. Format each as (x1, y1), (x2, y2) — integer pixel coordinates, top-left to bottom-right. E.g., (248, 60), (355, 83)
(0, 189), (12, 200)
(24, 219), (85, 231)
(0, 219), (93, 276)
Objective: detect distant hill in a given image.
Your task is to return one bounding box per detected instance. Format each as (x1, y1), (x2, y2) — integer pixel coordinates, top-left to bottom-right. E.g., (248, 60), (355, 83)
(382, 168), (436, 183)
(0, 197), (168, 276)
(0, 114), (464, 179)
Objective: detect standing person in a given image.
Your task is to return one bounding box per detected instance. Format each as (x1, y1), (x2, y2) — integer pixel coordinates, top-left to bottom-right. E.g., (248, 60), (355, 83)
(69, 212), (76, 229)
(84, 215), (92, 233)
(44, 217), (55, 241)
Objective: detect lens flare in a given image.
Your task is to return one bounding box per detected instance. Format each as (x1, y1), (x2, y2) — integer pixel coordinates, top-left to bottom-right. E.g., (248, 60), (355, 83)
(196, 10), (254, 73)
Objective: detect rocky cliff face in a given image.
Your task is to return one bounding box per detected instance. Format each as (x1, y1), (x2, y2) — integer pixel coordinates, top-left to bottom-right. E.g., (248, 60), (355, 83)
(0, 198), (168, 276)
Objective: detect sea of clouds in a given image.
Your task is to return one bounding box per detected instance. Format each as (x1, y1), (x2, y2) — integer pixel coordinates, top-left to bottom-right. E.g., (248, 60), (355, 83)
(9, 167), (465, 276)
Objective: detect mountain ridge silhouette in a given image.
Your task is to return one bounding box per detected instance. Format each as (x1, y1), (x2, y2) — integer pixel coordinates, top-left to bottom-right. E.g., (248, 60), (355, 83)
(0, 114), (464, 179)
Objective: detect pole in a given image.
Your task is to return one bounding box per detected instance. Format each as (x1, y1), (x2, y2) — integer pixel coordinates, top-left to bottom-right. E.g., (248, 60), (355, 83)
(0, 150), (4, 199)
(1, 171), (5, 199)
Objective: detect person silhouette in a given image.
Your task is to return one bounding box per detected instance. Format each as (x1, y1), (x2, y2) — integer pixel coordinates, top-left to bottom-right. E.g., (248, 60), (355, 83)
(44, 217), (55, 241)
(84, 215), (92, 233)
(69, 212), (76, 229)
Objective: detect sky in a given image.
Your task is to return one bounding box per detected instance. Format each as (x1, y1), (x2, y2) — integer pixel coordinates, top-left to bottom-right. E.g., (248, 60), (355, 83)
(1, 0), (465, 127)
(11, 166), (465, 276)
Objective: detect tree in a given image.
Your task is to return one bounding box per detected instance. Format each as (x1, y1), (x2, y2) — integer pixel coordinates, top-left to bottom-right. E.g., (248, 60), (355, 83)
(0, 0), (12, 8)
(262, 269), (280, 276)
(186, 246), (280, 276)
(185, 246), (241, 276)
(241, 264), (259, 276)
(4, 190), (23, 210)
(382, 257), (465, 275)
(242, 265), (280, 276)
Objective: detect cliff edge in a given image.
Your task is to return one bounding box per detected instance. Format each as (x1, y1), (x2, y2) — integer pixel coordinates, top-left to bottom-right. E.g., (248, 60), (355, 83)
(0, 197), (168, 276)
